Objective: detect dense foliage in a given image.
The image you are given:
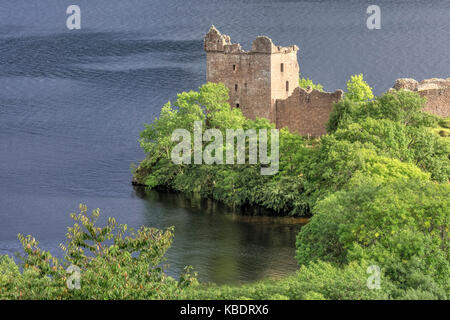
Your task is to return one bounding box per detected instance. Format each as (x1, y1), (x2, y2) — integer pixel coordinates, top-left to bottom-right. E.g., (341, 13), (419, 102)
(135, 81), (449, 215)
(0, 205), (196, 299)
(2, 75), (448, 300)
(327, 90), (450, 182)
(135, 82), (311, 216)
(344, 74), (374, 102)
(133, 77), (449, 299)
(296, 178), (449, 299)
(298, 77), (324, 92)
(182, 260), (393, 300)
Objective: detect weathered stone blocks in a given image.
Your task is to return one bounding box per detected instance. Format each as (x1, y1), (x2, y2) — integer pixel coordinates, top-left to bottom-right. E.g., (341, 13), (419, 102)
(392, 78), (450, 117)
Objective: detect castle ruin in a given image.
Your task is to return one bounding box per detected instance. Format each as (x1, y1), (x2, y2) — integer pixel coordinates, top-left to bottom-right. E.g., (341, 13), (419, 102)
(204, 26), (343, 136)
(204, 26), (450, 136)
(392, 78), (450, 118)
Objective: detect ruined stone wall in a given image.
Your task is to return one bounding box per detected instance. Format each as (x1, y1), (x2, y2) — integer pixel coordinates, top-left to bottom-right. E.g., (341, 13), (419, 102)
(393, 78), (450, 118)
(276, 87), (344, 136)
(206, 51), (271, 120)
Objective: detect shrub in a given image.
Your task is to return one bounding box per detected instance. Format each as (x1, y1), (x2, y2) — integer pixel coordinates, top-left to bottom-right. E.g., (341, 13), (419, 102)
(301, 135), (430, 204)
(327, 98), (361, 133)
(296, 178), (449, 298)
(438, 117), (450, 129)
(299, 77), (324, 92)
(0, 205), (197, 300)
(345, 74), (374, 102)
(182, 260), (392, 300)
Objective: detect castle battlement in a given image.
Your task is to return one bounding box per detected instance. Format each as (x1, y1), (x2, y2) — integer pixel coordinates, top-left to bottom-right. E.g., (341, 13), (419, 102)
(204, 26), (302, 124)
(204, 25), (298, 54)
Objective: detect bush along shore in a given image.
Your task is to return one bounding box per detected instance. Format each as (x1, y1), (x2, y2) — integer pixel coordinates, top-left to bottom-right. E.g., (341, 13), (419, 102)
(133, 76), (449, 217)
(1, 75), (448, 300)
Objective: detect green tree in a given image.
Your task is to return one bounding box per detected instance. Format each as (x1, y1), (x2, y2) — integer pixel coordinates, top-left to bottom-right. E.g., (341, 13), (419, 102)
(296, 178), (449, 298)
(326, 98), (360, 133)
(326, 90), (449, 182)
(0, 205), (196, 299)
(345, 74), (374, 102)
(299, 77), (324, 92)
(135, 83), (312, 216)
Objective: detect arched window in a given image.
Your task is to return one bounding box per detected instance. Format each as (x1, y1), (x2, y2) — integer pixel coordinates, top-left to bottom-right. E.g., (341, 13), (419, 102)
(235, 84), (238, 92)
(286, 81), (289, 92)
(236, 103), (240, 108)
(280, 63), (284, 72)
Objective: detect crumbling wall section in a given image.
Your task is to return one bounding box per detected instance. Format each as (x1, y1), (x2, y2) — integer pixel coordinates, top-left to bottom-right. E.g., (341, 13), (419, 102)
(276, 87), (344, 136)
(393, 78), (450, 117)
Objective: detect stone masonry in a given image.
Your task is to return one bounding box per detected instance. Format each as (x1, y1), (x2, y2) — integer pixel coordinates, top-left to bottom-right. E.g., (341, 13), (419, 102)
(204, 26), (343, 136)
(392, 78), (450, 118)
(204, 27), (450, 137)
(276, 87), (344, 137)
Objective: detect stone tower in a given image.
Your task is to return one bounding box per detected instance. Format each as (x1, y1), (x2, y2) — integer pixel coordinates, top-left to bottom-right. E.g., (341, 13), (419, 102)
(204, 26), (300, 122)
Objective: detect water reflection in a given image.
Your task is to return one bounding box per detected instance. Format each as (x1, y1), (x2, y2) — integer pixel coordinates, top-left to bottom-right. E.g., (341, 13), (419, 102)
(134, 187), (305, 284)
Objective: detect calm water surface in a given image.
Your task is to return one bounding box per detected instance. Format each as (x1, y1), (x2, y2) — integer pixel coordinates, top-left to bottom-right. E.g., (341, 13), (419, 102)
(0, 0), (449, 284)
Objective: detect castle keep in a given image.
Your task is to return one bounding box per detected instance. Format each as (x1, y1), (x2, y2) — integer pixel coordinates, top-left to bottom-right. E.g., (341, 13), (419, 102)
(204, 26), (450, 136)
(204, 26), (343, 136)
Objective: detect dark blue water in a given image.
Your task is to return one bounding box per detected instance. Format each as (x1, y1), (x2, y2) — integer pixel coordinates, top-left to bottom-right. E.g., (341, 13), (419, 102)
(0, 0), (449, 284)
